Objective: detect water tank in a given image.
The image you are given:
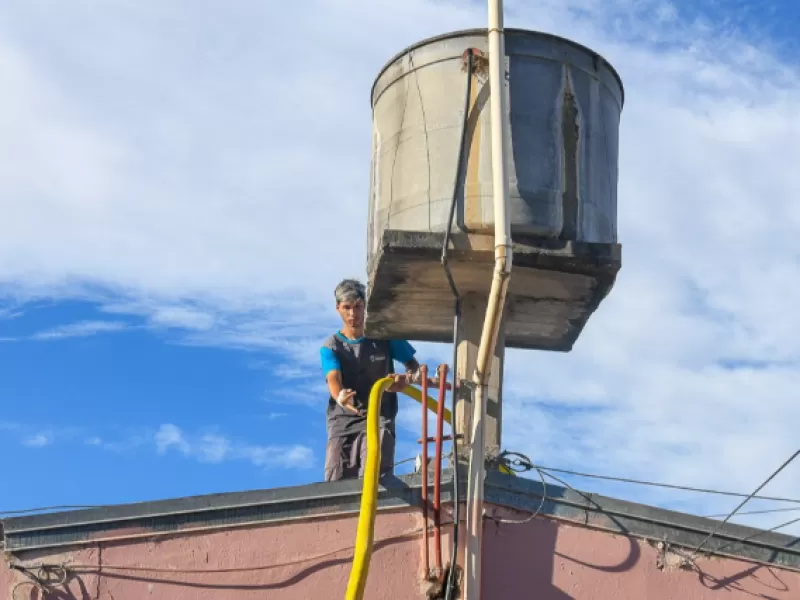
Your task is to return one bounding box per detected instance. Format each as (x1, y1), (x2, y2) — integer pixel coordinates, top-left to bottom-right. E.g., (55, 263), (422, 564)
(365, 29), (624, 351)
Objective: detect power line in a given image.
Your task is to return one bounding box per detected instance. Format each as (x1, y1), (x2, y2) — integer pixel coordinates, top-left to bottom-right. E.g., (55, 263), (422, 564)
(713, 515), (800, 556)
(704, 506), (800, 519)
(690, 449), (800, 558)
(0, 456), (427, 520)
(1, 505), (102, 517)
(534, 463), (800, 571)
(487, 451), (548, 525)
(534, 464), (800, 505)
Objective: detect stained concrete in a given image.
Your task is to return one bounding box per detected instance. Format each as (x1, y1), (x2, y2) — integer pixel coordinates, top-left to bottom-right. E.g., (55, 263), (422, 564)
(365, 230), (621, 350)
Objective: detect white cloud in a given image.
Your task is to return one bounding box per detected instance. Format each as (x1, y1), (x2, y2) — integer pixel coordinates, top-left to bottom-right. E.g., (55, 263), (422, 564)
(239, 444), (314, 469)
(4, 424), (82, 448)
(23, 433), (51, 448)
(29, 320), (130, 341)
(154, 424), (191, 456)
(0, 0), (799, 534)
(101, 301), (216, 332)
(153, 424), (314, 470)
(197, 434), (231, 464)
(273, 364), (311, 380)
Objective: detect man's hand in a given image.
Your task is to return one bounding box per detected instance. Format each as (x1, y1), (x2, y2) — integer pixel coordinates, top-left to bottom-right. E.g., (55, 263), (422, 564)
(336, 389), (362, 415)
(401, 369), (454, 391)
(387, 373), (409, 393)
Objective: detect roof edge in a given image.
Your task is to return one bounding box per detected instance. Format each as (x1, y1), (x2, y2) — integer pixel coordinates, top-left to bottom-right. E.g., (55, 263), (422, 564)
(484, 470), (800, 571)
(3, 469), (798, 571)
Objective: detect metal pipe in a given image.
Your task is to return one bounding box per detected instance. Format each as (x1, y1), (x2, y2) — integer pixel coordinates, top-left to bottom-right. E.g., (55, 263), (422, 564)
(418, 436), (453, 443)
(346, 378), (459, 599)
(443, 47), (474, 600)
(433, 364), (449, 575)
(444, 304), (461, 600)
(464, 2), (513, 599)
(420, 364), (430, 578)
(402, 385), (453, 425)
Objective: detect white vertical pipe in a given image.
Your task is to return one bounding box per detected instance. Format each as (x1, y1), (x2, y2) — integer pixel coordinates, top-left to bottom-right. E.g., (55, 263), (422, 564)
(486, 0), (512, 252)
(463, 1), (513, 599)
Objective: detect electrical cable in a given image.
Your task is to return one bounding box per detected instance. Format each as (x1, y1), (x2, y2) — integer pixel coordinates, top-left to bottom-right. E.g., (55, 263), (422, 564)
(704, 506), (800, 519)
(394, 456), (418, 469)
(533, 464), (800, 505)
(9, 524), (451, 578)
(518, 456), (800, 566)
(712, 516), (800, 555)
(442, 47), (474, 600)
(487, 451), (548, 525)
(410, 52), (434, 232)
(690, 449), (800, 558)
(6, 458), (798, 523)
(1, 505), (103, 517)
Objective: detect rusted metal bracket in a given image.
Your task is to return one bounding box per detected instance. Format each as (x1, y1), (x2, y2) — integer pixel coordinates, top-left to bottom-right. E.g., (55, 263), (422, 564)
(461, 47), (489, 80)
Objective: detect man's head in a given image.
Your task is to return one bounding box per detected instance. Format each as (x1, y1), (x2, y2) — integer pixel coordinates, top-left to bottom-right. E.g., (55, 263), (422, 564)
(335, 278), (366, 332)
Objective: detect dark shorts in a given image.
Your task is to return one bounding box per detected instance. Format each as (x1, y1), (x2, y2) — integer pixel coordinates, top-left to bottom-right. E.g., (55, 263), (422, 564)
(324, 427), (396, 482)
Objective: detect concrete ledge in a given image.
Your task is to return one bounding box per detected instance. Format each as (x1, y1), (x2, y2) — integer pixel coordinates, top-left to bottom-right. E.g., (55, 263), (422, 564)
(3, 469), (799, 571)
(0, 474), (445, 552)
(365, 230), (622, 351)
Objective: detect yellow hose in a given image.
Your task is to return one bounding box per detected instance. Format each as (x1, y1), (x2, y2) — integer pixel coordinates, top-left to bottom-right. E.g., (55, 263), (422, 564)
(401, 384), (452, 425)
(345, 376), (394, 600)
(345, 378), (454, 599)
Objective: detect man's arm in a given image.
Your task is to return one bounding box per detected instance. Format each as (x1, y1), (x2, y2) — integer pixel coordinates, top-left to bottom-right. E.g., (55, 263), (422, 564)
(389, 339), (417, 369)
(320, 347), (359, 414)
(388, 340), (420, 390)
(388, 340), (452, 391)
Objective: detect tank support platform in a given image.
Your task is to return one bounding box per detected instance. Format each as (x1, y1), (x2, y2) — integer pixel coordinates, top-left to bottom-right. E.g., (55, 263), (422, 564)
(364, 229), (621, 351)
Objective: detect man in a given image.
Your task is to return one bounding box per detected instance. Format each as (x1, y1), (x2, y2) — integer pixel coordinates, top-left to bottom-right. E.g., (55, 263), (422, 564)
(320, 278), (420, 482)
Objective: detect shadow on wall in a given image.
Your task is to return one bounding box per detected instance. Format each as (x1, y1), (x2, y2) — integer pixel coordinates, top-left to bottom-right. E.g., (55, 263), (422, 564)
(696, 562), (794, 599)
(480, 509), (798, 600)
(481, 514), (641, 600)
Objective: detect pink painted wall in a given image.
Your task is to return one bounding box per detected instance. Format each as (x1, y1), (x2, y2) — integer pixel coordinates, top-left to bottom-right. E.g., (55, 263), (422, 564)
(482, 506), (800, 599)
(2, 504), (798, 599)
(1, 509), (437, 600)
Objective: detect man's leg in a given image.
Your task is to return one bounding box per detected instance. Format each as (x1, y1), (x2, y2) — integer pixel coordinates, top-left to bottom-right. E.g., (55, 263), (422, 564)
(379, 427), (396, 476)
(325, 434), (360, 482)
(357, 427), (396, 478)
(324, 436), (345, 482)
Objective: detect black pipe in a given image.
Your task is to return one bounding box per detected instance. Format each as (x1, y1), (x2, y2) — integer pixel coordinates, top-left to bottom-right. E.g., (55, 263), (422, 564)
(442, 47), (473, 600)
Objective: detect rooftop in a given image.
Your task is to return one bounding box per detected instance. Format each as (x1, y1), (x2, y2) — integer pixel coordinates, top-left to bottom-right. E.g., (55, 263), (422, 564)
(3, 469), (798, 573)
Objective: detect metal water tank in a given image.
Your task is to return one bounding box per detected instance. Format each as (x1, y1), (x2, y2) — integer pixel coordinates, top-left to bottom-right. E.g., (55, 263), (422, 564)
(365, 29), (624, 351)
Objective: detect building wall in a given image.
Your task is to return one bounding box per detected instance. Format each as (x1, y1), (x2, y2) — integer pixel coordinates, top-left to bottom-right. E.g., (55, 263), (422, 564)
(1, 508), (440, 600)
(482, 505), (800, 599)
(2, 503), (799, 599)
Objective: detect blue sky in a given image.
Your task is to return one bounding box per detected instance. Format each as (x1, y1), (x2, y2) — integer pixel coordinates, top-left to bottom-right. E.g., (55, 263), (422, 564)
(1, 0), (800, 535)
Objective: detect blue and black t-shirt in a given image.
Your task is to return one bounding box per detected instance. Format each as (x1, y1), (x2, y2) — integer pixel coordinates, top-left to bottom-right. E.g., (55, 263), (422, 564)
(320, 333), (416, 438)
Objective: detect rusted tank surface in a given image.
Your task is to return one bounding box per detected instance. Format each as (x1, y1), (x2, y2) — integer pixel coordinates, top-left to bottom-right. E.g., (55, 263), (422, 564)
(367, 28), (624, 260)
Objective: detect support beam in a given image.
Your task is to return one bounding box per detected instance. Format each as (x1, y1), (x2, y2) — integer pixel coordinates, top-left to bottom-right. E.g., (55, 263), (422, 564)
(454, 293), (505, 462)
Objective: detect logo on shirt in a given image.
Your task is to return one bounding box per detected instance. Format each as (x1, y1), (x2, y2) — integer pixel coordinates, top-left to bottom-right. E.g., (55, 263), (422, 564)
(370, 354), (386, 362)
